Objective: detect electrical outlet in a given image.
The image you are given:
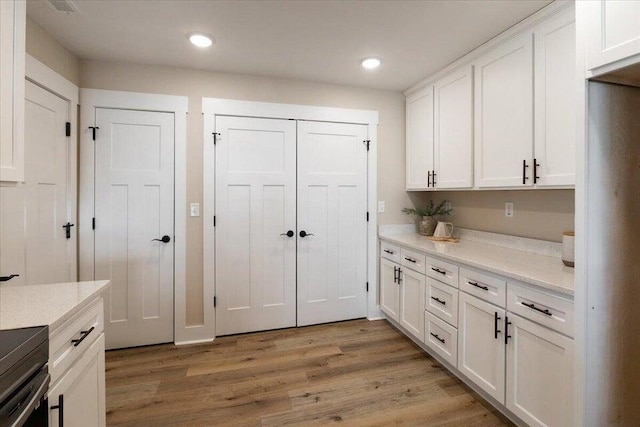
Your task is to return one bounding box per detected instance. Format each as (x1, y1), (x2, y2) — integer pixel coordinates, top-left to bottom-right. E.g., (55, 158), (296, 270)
(505, 202), (514, 218)
(444, 201), (452, 212)
(378, 201), (386, 213)
(190, 203), (200, 217)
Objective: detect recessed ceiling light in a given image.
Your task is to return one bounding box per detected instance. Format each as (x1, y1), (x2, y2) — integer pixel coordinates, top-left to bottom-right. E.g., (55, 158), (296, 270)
(361, 57), (381, 70)
(189, 33), (214, 48)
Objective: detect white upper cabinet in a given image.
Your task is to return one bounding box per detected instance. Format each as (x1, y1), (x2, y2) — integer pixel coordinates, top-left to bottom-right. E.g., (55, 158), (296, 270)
(406, 85), (434, 190)
(534, 6), (576, 187)
(474, 32), (534, 188)
(0, 0), (25, 182)
(586, 0), (640, 72)
(433, 65), (473, 189)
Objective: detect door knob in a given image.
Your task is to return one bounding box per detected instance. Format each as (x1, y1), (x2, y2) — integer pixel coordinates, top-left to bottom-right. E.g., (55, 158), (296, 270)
(62, 222), (75, 239)
(0, 274), (19, 282)
(280, 230), (294, 237)
(152, 235), (171, 243)
(299, 230), (315, 238)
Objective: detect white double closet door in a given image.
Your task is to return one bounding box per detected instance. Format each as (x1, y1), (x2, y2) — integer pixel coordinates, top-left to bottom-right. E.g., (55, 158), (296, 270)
(215, 116), (368, 336)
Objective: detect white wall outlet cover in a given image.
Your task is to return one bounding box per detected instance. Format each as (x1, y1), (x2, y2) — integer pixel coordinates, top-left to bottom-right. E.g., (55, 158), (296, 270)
(444, 201), (452, 211)
(378, 201), (385, 213)
(190, 203), (200, 217)
(505, 202), (514, 218)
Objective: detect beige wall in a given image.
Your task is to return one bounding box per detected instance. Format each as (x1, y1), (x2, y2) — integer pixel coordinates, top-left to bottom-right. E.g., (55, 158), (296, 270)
(25, 17), (80, 85)
(410, 189), (575, 242)
(79, 59), (409, 325)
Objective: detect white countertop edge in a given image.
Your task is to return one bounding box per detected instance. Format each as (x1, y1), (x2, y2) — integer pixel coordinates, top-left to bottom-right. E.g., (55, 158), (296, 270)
(49, 280), (111, 332)
(379, 233), (574, 298)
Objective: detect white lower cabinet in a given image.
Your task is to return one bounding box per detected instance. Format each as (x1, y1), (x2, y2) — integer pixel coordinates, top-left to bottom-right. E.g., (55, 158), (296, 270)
(48, 334), (106, 427)
(457, 292), (506, 403)
(380, 258), (400, 322)
(506, 314), (574, 427)
(398, 267), (425, 340)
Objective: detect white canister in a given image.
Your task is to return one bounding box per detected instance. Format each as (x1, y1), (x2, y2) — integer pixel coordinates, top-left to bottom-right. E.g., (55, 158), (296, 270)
(562, 231), (575, 267)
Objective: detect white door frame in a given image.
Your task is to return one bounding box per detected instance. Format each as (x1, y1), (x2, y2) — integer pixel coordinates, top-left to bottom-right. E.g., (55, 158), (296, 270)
(23, 54), (78, 280)
(202, 98), (380, 341)
(78, 89), (190, 344)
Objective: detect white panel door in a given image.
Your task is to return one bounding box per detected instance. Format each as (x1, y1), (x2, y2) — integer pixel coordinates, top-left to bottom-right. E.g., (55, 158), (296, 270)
(534, 7), (576, 187)
(434, 65), (474, 189)
(506, 314), (574, 427)
(215, 116), (296, 336)
(94, 108), (174, 349)
(399, 267), (425, 341)
(474, 32), (534, 188)
(458, 292), (506, 403)
(406, 86), (434, 190)
(297, 121), (368, 326)
(380, 258), (400, 322)
(0, 81), (73, 286)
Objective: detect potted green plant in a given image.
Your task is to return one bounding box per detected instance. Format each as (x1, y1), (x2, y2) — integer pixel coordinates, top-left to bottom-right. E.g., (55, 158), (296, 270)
(402, 200), (452, 236)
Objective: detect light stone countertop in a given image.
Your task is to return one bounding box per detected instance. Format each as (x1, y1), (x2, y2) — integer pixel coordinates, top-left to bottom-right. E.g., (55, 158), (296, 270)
(379, 232), (574, 297)
(0, 280), (110, 331)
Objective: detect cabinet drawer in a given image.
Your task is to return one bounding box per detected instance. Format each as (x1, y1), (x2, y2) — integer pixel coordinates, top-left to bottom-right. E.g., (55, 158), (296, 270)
(426, 277), (459, 327)
(380, 240), (401, 263)
(507, 283), (573, 337)
(459, 267), (506, 307)
(400, 247), (427, 274)
(425, 256), (459, 287)
(49, 297), (104, 385)
(425, 311), (458, 367)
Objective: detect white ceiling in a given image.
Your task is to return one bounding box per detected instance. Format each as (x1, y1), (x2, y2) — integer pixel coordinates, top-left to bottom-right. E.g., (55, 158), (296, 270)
(27, 0), (552, 91)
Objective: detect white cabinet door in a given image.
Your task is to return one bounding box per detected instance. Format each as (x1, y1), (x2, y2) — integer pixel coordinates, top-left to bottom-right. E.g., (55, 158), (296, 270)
(474, 32), (534, 188)
(380, 258), (400, 322)
(458, 292), (506, 403)
(406, 86), (434, 190)
(506, 314), (574, 427)
(0, 0), (25, 182)
(48, 334), (106, 427)
(534, 6), (576, 187)
(586, 0), (640, 71)
(434, 65), (473, 189)
(399, 267), (425, 341)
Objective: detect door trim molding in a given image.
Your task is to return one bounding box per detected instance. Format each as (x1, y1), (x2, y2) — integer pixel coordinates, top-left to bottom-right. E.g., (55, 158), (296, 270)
(24, 54), (79, 281)
(202, 98), (380, 342)
(78, 89), (190, 344)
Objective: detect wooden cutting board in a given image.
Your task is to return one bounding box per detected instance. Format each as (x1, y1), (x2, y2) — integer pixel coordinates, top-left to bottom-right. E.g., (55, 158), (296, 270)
(427, 236), (460, 243)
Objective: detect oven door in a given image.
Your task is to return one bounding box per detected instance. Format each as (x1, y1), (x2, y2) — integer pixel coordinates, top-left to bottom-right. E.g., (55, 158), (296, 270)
(0, 367), (49, 427)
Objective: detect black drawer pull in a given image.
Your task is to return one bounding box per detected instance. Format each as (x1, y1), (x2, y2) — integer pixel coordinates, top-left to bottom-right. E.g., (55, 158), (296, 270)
(404, 257), (417, 263)
(431, 267), (446, 275)
(71, 326), (95, 347)
(494, 312), (501, 339)
(522, 302), (552, 316)
(468, 281), (489, 291)
(0, 274), (19, 282)
(430, 333), (445, 344)
(383, 249), (395, 255)
(430, 296), (446, 306)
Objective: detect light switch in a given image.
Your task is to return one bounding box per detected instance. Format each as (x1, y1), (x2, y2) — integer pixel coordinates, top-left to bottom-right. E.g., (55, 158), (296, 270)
(190, 203), (200, 217)
(378, 201), (386, 213)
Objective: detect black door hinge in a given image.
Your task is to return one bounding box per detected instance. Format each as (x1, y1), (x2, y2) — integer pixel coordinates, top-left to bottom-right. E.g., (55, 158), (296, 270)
(366, 212), (369, 222)
(213, 132), (220, 145)
(92, 217), (95, 230)
(214, 296), (217, 307)
(65, 122), (71, 137)
(213, 216), (216, 226)
(364, 139), (371, 151)
(88, 126), (99, 141)
(366, 282), (369, 292)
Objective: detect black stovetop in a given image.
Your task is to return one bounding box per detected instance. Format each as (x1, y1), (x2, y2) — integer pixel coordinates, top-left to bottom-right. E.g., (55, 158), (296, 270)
(0, 326), (48, 374)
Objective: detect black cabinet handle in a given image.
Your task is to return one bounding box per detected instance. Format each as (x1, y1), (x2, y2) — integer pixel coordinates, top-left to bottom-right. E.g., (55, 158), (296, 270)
(51, 394), (64, 427)
(533, 158), (540, 184)
(431, 267), (446, 275)
(152, 235), (171, 243)
(0, 274), (19, 282)
(468, 281), (489, 291)
(397, 268), (402, 284)
(432, 170), (437, 186)
(505, 316), (512, 344)
(427, 171), (432, 187)
(522, 160), (529, 184)
(299, 230), (314, 238)
(494, 312), (501, 339)
(383, 249), (395, 255)
(280, 230), (294, 237)
(393, 266), (398, 284)
(71, 326), (95, 347)
(62, 222), (74, 239)
(404, 257), (416, 263)
(430, 296), (446, 306)
(430, 333), (445, 344)
(522, 302), (552, 316)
